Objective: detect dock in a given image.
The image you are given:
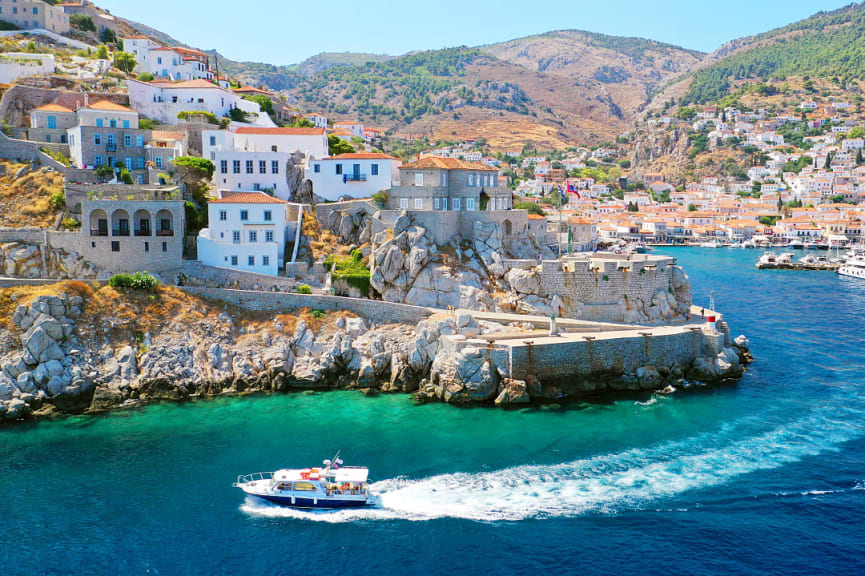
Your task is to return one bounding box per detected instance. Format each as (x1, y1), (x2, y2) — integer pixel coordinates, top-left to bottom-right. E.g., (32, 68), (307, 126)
(755, 262), (839, 271)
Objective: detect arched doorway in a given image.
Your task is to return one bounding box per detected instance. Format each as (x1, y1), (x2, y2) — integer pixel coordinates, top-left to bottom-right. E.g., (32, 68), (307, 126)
(90, 209), (108, 236)
(133, 209), (152, 236)
(155, 209), (174, 236)
(111, 209), (130, 236)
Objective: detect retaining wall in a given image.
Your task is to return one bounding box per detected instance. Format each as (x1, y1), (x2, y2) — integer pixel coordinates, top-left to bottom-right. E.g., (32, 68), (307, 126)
(0, 227), (47, 244)
(182, 287), (433, 325)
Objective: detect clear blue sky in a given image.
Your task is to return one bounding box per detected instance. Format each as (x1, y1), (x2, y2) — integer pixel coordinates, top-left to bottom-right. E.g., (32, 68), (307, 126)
(96, 0), (854, 65)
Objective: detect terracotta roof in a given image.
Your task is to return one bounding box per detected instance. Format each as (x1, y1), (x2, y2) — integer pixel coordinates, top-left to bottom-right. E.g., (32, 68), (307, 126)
(210, 192), (288, 204)
(325, 152), (397, 160)
(33, 103), (73, 113)
(400, 156), (498, 171)
(233, 127), (325, 136)
(140, 79), (222, 90)
(86, 100), (134, 112)
(528, 214), (546, 220)
(234, 86), (272, 95)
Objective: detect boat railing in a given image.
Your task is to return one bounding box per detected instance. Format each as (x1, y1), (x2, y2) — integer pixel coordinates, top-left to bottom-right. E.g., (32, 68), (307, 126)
(234, 471), (275, 486)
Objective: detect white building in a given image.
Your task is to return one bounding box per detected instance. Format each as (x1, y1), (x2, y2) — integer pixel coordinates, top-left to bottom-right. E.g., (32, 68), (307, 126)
(0, 52), (55, 83)
(123, 37), (212, 82)
(197, 192), (300, 276)
(127, 79), (271, 126)
(205, 126), (329, 200)
(304, 113), (328, 129)
(306, 153), (400, 201)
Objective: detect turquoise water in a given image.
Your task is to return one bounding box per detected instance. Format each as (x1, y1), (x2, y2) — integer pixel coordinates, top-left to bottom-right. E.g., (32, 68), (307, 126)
(2, 248), (865, 574)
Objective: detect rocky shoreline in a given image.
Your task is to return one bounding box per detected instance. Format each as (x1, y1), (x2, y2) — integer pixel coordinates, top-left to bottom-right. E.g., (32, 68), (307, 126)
(0, 282), (752, 424)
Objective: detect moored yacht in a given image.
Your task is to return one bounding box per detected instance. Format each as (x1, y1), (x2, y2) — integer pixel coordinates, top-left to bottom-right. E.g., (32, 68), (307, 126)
(839, 253), (865, 280)
(234, 455), (372, 509)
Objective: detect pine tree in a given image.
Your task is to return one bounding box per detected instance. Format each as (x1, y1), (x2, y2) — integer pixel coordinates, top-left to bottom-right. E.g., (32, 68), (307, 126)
(857, 148), (864, 165)
(824, 153), (832, 170)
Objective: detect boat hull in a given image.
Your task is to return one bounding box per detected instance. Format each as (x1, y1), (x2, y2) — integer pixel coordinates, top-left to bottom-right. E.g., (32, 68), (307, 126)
(839, 266), (865, 279)
(254, 493), (370, 509)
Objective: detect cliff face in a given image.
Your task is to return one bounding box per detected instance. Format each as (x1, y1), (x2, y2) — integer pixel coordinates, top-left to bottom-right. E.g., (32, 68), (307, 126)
(0, 282), (750, 423)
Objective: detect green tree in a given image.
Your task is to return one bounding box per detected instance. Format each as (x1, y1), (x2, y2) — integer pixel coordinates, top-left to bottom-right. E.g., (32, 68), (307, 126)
(290, 117), (315, 128)
(119, 168), (133, 185)
(514, 201), (547, 216)
(95, 44), (109, 60)
(687, 204), (698, 212)
(824, 153), (832, 170)
(676, 107), (697, 120)
(138, 72), (154, 82)
(70, 14), (95, 32)
(857, 148), (864, 166)
(114, 51), (136, 75)
(100, 28), (116, 44)
(328, 134), (355, 156)
(171, 157), (215, 179)
(94, 164), (114, 182)
(243, 94), (274, 118)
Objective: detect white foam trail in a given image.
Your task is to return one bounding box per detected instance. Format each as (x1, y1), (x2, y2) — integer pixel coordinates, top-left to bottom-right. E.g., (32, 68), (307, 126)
(241, 402), (865, 523)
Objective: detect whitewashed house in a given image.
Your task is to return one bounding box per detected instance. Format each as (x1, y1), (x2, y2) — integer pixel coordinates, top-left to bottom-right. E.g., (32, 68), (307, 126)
(305, 153), (400, 201)
(122, 37), (213, 82)
(127, 79), (271, 126)
(197, 192), (301, 276)
(0, 52), (55, 83)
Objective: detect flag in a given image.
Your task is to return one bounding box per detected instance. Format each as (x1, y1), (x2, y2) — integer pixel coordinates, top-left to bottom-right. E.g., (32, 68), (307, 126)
(558, 185), (567, 205)
(567, 181), (582, 199)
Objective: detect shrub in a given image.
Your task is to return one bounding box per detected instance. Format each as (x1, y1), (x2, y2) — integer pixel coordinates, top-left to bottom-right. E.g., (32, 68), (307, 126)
(109, 272), (160, 291)
(371, 190), (389, 205)
(329, 249), (371, 296)
(172, 156), (215, 178)
(297, 284), (312, 294)
(138, 72), (154, 82)
(514, 201), (546, 216)
(228, 108), (247, 122)
(119, 168), (133, 185)
(49, 191), (66, 211)
(61, 218), (81, 230)
(177, 110), (218, 125)
(310, 310), (326, 319)
(70, 14), (95, 32)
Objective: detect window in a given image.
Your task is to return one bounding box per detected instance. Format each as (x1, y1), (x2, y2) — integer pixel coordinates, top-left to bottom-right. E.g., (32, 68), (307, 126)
(94, 133), (102, 145)
(467, 198), (476, 211)
(336, 164), (343, 175)
(136, 135), (144, 147)
(96, 119), (104, 128)
(314, 164), (320, 173)
(272, 161), (279, 174)
(106, 134), (115, 148)
(264, 210), (272, 222)
(110, 119), (117, 128)
(144, 242), (149, 252)
(246, 160), (254, 174)
(249, 231), (257, 242)
(155, 156), (163, 169)
(124, 134), (132, 147)
(220, 160), (228, 174)
(219, 210), (227, 221)
(47, 116), (56, 129)
(253, 183), (261, 191)
(415, 173), (424, 186)
(233, 160), (241, 174)
(441, 172), (447, 186)
(271, 145), (278, 153)
(265, 230), (273, 242)
(125, 157), (133, 170)
(468, 174), (475, 186)
(240, 210), (248, 221)
(111, 241), (120, 252)
(232, 231), (241, 243)
(414, 198), (423, 210)
(259, 160), (267, 174)
(434, 198), (440, 210)
(400, 198), (409, 210)
(248, 256), (255, 266)
(263, 256), (270, 266)
(371, 163), (379, 176)
(162, 242), (167, 253)
(137, 157), (145, 170)
(453, 198), (461, 211)
(94, 155), (104, 166)
(123, 120), (130, 129)
(231, 255), (238, 266)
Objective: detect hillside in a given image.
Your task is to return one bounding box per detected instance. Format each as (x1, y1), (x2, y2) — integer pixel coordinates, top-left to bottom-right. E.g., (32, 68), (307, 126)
(681, 3), (865, 105)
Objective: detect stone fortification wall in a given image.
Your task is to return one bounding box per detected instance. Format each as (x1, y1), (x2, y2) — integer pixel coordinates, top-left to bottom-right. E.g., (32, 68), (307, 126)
(0, 133), (66, 169)
(172, 261), (310, 290)
(494, 328), (723, 384)
(0, 227), (47, 244)
(182, 287), (433, 325)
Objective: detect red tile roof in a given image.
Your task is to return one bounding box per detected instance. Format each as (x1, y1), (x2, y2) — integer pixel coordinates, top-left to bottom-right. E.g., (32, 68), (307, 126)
(233, 127), (325, 136)
(400, 156), (498, 171)
(86, 100), (134, 112)
(325, 152), (397, 160)
(210, 192), (289, 204)
(32, 103), (73, 113)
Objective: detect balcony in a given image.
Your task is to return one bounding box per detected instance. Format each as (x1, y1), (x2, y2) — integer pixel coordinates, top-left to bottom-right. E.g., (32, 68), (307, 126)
(134, 229), (152, 237)
(156, 229), (174, 237)
(343, 174), (367, 182)
(112, 228), (130, 237)
(90, 229), (109, 237)
(106, 144), (117, 152)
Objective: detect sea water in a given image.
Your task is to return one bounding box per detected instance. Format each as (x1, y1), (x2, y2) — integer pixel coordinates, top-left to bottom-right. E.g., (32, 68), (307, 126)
(1, 248), (864, 575)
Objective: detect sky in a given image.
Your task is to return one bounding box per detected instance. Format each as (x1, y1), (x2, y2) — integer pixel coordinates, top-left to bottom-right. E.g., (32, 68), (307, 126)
(95, 0), (856, 65)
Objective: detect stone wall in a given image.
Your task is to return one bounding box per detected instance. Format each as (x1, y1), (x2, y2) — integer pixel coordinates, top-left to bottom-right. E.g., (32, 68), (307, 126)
(0, 133), (66, 170)
(182, 287), (433, 325)
(171, 261), (310, 290)
(0, 227), (47, 244)
(494, 328), (723, 383)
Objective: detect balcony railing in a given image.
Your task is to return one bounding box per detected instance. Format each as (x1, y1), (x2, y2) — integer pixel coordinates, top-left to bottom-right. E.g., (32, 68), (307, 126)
(106, 144), (117, 152)
(156, 229), (174, 237)
(343, 174), (367, 182)
(135, 230), (152, 237)
(112, 228), (131, 237)
(90, 229), (109, 237)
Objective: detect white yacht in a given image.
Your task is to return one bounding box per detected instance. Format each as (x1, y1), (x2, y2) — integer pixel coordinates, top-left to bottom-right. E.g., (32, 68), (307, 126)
(699, 240), (721, 248)
(839, 253), (865, 280)
(234, 455), (372, 509)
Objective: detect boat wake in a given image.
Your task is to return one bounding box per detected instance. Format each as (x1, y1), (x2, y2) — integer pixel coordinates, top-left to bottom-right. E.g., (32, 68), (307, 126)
(241, 401), (864, 523)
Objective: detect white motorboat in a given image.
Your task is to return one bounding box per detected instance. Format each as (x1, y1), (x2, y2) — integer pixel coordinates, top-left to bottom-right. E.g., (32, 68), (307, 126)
(234, 455), (372, 509)
(699, 240), (721, 248)
(839, 253), (865, 280)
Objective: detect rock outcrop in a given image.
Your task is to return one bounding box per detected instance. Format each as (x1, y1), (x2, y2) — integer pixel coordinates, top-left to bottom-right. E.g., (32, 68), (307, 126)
(0, 242), (101, 279)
